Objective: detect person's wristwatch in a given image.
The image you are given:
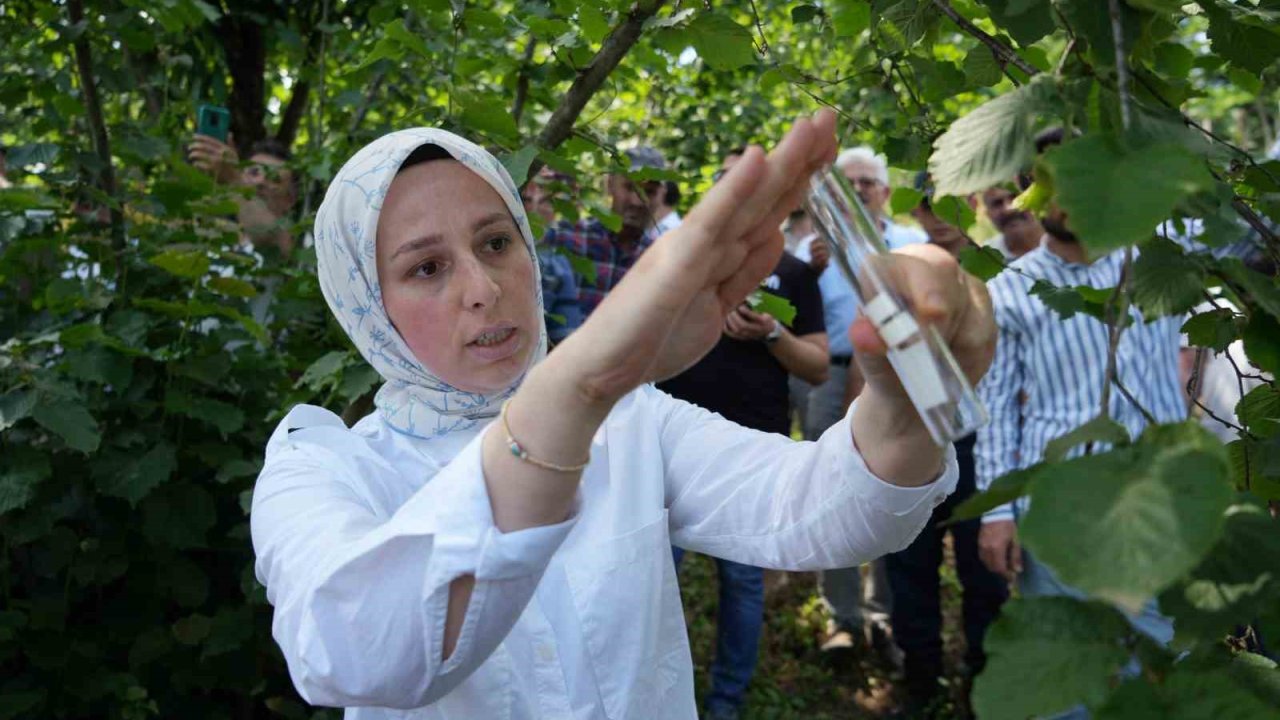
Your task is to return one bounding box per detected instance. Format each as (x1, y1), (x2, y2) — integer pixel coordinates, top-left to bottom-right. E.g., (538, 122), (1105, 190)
(763, 320), (782, 345)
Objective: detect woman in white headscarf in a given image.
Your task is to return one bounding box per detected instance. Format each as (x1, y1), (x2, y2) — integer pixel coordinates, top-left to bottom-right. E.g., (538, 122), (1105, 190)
(251, 110), (996, 719)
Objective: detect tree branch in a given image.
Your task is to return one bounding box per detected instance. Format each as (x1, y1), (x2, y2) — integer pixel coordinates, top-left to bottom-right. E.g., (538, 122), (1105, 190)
(277, 36), (324, 147)
(931, 0), (1038, 77)
(1108, 0), (1133, 130)
(534, 0), (667, 152)
(512, 36), (537, 125)
(68, 0), (125, 274)
(1099, 247), (1134, 419)
(347, 69), (387, 139)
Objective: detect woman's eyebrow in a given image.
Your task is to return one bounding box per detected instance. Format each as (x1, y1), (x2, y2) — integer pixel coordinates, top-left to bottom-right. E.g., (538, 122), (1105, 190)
(390, 212), (512, 261)
(471, 211), (512, 233)
(391, 234), (443, 261)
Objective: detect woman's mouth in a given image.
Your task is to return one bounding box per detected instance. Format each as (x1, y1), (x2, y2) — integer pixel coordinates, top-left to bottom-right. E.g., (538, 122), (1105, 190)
(467, 326), (520, 361)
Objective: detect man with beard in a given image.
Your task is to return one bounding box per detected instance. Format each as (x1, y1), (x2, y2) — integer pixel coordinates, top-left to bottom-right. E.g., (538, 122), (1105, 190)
(980, 184), (1042, 259)
(975, 128), (1191, 718)
(544, 146), (667, 316)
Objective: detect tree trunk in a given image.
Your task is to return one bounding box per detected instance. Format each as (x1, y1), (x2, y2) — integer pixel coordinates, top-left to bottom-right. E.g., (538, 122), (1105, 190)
(218, 14), (268, 150)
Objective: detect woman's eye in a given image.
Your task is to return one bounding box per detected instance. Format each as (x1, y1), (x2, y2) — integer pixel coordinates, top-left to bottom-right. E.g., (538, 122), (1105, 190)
(485, 235), (511, 253)
(414, 260), (441, 278)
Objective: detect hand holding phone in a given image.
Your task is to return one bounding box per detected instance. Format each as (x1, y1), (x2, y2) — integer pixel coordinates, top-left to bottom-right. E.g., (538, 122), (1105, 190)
(196, 104), (231, 142)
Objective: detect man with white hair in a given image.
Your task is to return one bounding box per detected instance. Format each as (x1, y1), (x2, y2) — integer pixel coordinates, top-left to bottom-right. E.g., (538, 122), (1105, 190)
(793, 147), (926, 667)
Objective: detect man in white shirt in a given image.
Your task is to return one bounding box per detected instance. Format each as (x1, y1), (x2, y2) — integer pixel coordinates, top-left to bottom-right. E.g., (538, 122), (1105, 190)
(794, 146), (927, 667)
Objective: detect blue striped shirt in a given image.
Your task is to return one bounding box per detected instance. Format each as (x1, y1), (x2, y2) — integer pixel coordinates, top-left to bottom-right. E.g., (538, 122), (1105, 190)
(975, 245), (1189, 523)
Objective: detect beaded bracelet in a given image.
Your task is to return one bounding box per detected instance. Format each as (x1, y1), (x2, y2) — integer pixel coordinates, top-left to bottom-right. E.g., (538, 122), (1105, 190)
(500, 400), (590, 473)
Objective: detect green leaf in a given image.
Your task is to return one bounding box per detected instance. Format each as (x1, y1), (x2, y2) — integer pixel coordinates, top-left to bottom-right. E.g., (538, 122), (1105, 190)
(142, 483), (216, 550)
(207, 276), (258, 298)
(171, 613), (211, 646)
(1242, 313), (1280, 376)
(0, 449), (51, 516)
(1217, 258), (1280, 320)
(578, 4), (610, 42)
(1097, 660), (1280, 719)
(1021, 421), (1234, 612)
(32, 400), (101, 453)
(65, 346), (133, 387)
(974, 597), (1131, 719)
(1044, 137), (1213, 255)
(890, 187), (924, 215)
(1180, 309), (1239, 353)
(588, 204), (623, 233)
(830, 0), (870, 37)
(500, 145), (539, 188)
(164, 390), (245, 435)
(1130, 237), (1206, 319)
(1229, 437), (1280, 500)
(1029, 280), (1108, 321)
(0, 690), (46, 719)
(150, 248), (210, 279)
(791, 4), (821, 23)
(1202, 1), (1280, 75)
(949, 464), (1038, 522)
(0, 389), (36, 431)
(748, 289), (798, 327)
(457, 93), (519, 141)
(686, 12), (757, 72)
(1160, 503), (1280, 648)
(959, 246), (1007, 282)
(930, 195), (976, 231)
(1236, 386), (1280, 438)
(983, 0), (1056, 46)
(98, 442), (176, 507)
(1044, 415), (1131, 463)
(1231, 652), (1280, 708)
(963, 46), (1004, 87)
(930, 75), (1061, 197)
(555, 246), (598, 286)
(0, 188), (58, 212)
(298, 351), (348, 391)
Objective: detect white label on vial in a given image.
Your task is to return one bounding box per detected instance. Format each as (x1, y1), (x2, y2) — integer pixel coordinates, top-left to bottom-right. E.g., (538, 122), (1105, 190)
(892, 341), (949, 411)
(879, 313), (920, 348)
(863, 293), (899, 325)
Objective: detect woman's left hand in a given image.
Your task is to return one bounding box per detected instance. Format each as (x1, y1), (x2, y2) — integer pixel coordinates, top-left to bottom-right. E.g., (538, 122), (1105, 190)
(848, 244), (996, 485)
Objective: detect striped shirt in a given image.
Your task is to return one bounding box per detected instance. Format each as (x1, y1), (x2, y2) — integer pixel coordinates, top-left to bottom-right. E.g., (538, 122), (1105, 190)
(975, 244), (1189, 523)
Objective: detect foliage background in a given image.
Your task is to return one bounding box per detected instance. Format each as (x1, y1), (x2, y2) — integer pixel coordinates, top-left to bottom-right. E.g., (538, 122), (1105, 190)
(2, 0), (1279, 718)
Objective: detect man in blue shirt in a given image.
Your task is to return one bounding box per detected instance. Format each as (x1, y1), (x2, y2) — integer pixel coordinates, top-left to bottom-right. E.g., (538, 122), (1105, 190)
(521, 169), (584, 344)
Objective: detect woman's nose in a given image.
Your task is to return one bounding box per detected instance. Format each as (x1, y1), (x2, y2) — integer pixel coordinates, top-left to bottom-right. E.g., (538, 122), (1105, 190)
(459, 257), (501, 309)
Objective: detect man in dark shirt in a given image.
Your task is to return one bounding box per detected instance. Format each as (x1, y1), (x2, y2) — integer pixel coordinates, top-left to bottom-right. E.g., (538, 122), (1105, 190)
(658, 149), (829, 720)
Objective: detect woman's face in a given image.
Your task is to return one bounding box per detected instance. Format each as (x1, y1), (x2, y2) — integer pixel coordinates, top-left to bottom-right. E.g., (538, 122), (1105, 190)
(376, 159), (539, 394)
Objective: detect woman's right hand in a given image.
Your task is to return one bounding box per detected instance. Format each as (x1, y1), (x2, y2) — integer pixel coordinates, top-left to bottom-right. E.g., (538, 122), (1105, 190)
(554, 110), (838, 404)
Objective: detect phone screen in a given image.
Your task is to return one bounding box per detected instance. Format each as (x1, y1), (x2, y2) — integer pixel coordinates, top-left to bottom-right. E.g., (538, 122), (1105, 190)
(197, 104), (230, 142)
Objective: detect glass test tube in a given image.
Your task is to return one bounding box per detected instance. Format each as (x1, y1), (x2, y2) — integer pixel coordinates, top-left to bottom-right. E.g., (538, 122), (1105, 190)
(802, 167), (988, 446)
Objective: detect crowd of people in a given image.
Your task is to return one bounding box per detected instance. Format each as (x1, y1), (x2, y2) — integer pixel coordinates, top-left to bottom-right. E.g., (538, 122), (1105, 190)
(6, 112), (1269, 719)
(495, 131), (1270, 720)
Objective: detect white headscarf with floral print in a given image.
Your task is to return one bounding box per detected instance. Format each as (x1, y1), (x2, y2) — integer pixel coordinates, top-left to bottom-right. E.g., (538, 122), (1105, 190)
(313, 129), (547, 439)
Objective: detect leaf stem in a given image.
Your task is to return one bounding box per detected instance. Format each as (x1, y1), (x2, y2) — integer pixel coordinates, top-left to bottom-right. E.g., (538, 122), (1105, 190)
(1107, 0), (1132, 131)
(1099, 247), (1134, 420)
